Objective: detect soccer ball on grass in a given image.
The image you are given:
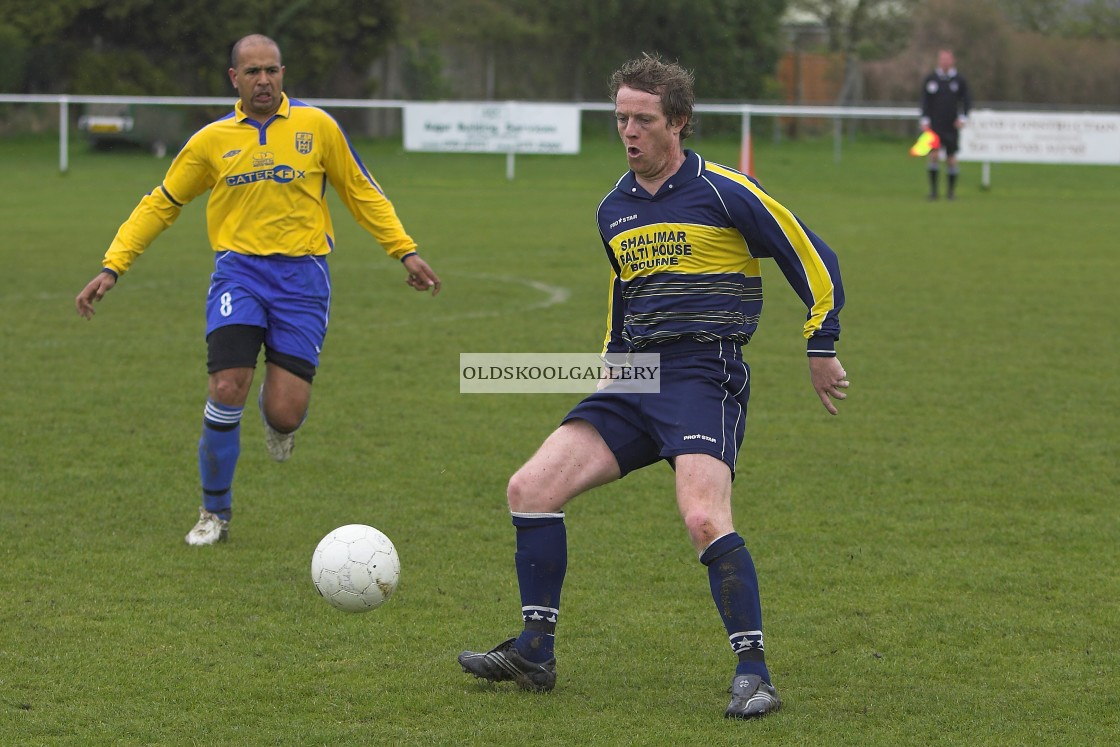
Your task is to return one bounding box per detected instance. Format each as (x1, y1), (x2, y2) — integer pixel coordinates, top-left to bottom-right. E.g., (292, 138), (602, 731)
(311, 524), (400, 612)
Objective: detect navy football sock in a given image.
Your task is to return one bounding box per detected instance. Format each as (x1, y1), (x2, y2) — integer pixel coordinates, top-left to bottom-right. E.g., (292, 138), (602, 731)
(199, 400), (243, 521)
(700, 532), (771, 684)
(512, 512), (566, 663)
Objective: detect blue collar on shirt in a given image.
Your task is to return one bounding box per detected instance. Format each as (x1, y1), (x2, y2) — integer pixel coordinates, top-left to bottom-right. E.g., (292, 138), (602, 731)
(233, 93), (291, 141)
(615, 149), (704, 200)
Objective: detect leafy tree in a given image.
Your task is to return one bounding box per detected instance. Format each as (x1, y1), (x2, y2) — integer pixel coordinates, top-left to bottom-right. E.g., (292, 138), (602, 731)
(400, 0), (787, 103)
(995, 0), (1068, 33)
(1074, 0), (1120, 39)
(536, 0), (787, 102)
(0, 23), (31, 91)
(0, 0), (404, 96)
(863, 0), (1120, 108)
(397, 0), (544, 99)
(997, 0), (1120, 40)
(788, 0), (923, 104)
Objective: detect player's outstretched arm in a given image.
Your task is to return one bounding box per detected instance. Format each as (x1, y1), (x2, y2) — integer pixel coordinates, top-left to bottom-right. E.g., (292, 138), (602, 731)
(809, 356), (849, 415)
(75, 271), (117, 320)
(402, 253), (441, 296)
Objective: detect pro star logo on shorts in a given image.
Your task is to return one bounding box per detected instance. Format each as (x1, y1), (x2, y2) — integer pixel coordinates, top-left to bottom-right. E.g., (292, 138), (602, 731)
(296, 132), (313, 154)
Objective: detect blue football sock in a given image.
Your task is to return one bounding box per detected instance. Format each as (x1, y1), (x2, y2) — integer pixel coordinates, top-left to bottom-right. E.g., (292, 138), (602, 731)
(511, 512), (566, 663)
(199, 399), (243, 521)
(700, 532), (771, 684)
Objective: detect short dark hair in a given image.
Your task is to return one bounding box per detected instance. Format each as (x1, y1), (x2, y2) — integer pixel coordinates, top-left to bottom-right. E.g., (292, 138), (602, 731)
(609, 54), (695, 140)
(230, 34), (281, 69)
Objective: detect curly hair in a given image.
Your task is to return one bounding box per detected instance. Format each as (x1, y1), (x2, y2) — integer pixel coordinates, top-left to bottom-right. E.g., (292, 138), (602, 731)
(609, 53), (695, 141)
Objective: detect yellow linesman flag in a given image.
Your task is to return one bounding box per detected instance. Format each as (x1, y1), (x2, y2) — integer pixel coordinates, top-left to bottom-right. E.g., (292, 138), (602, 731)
(909, 129), (941, 157)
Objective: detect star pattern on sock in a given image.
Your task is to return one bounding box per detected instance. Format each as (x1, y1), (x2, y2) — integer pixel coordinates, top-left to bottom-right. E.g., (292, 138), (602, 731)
(522, 606), (559, 625)
(730, 629), (765, 654)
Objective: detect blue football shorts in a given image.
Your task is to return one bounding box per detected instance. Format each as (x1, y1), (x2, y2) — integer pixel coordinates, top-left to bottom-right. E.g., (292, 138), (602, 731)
(563, 340), (750, 477)
(205, 251), (332, 367)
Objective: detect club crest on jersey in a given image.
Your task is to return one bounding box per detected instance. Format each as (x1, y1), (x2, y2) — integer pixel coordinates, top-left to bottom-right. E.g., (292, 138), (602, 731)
(296, 132), (313, 154)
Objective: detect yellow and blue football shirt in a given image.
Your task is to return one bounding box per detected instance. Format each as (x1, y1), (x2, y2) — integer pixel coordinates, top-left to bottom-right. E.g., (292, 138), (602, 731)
(596, 150), (844, 357)
(102, 94), (416, 275)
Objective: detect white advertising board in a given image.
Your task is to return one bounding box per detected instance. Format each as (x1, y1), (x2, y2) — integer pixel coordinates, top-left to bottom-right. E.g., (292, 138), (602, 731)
(959, 110), (1120, 165)
(403, 102), (580, 154)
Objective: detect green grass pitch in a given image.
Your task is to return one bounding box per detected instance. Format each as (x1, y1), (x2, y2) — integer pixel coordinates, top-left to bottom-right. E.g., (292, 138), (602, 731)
(1, 129), (1117, 745)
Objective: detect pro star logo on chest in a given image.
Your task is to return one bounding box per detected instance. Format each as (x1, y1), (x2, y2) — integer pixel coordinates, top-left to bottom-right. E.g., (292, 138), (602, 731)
(609, 213), (638, 230)
(296, 132), (313, 154)
(253, 151), (274, 168)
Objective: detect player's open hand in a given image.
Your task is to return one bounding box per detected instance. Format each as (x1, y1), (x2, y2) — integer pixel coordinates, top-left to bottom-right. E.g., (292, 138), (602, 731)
(75, 271), (117, 320)
(809, 356), (849, 415)
(403, 254), (441, 296)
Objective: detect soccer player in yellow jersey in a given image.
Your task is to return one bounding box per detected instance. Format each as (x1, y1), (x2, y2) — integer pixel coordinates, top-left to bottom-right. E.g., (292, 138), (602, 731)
(75, 34), (440, 546)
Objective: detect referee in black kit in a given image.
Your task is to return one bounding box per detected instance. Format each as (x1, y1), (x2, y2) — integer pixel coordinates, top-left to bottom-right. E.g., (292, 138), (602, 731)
(920, 49), (971, 200)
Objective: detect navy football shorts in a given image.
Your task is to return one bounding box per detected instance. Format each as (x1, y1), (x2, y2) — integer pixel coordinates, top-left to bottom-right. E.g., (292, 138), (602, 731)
(205, 251), (332, 367)
(563, 341), (750, 477)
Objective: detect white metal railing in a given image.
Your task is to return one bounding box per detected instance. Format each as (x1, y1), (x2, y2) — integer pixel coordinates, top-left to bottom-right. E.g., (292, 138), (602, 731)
(0, 93), (920, 174)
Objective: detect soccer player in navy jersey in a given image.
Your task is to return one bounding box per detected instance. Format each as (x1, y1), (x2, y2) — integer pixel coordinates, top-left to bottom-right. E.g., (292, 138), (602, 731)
(75, 34), (440, 546)
(920, 49), (971, 200)
(459, 54), (850, 719)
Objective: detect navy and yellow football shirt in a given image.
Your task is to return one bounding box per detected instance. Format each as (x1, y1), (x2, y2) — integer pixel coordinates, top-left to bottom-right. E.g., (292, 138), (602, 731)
(596, 150), (844, 357)
(103, 94), (416, 275)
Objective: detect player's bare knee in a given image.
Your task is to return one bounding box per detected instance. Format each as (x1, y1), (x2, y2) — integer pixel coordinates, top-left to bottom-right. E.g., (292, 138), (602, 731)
(506, 471), (532, 512)
(507, 470), (554, 513)
(265, 408), (303, 433)
(681, 508), (721, 547)
(209, 372), (251, 405)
